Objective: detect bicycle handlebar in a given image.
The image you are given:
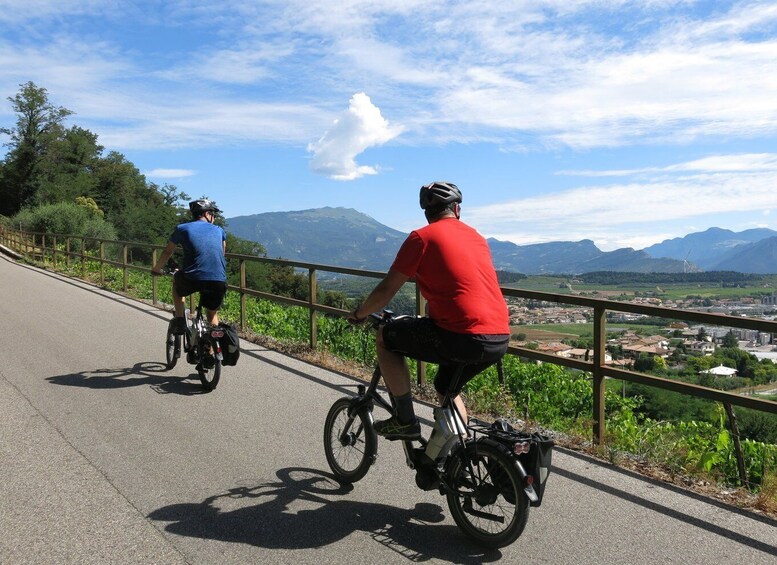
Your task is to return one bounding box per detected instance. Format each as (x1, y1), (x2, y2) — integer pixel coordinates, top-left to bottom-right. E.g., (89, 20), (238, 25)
(368, 311), (389, 325)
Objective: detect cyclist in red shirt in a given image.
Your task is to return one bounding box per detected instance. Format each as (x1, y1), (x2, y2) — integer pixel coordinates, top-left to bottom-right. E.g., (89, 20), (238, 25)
(349, 182), (510, 440)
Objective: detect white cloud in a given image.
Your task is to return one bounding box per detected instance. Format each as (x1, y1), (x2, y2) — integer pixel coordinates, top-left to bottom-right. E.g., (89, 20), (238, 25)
(307, 92), (403, 180)
(2, 1), (777, 155)
(0, 0), (109, 24)
(467, 166), (777, 250)
(144, 169), (197, 179)
(157, 42), (295, 85)
(559, 153), (777, 177)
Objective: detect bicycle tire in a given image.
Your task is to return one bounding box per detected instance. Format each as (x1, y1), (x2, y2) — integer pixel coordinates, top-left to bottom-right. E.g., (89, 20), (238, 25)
(446, 439), (530, 548)
(197, 346), (221, 390)
(165, 321), (180, 370)
(323, 397), (377, 483)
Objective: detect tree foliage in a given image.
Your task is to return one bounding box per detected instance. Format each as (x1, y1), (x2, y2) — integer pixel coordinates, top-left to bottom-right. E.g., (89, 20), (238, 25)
(1, 82), (190, 246)
(580, 271), (761, 285)
(0, 81), (73, 215)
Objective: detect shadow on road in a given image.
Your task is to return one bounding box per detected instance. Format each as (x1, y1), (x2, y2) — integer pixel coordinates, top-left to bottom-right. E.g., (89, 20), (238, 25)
(46, 361), (207, 395)
(148, 467), (503, 563)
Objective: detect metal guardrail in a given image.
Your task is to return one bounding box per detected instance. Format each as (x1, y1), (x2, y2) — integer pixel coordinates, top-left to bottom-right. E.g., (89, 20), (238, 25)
(3, 226), (776, 444)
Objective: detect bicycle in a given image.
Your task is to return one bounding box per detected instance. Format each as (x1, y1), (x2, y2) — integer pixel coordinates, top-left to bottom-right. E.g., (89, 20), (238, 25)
(323, 310), (553, 548)
(164, 295), (224, 391)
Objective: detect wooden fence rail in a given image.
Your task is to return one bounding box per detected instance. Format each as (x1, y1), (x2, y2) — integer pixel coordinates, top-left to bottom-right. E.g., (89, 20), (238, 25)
(2, 226), (776, 445)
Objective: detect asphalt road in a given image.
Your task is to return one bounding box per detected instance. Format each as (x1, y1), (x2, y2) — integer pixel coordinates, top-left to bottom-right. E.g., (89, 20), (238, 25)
(1, 253), (775, 564)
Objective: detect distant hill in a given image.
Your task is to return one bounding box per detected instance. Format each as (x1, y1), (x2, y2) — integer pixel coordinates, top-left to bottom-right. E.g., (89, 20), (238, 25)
(577, 247), (691, 274)
(643, 227), (777, 269)
(225, 207), (406, 270)
(488, 238), (689, 274)
(709, 236), (777, 273)
(226, 208), (691, 274)
(488, 239), (601, 273)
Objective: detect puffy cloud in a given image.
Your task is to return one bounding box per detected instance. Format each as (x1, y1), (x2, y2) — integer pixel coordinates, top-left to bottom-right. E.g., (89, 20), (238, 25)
(308, 92), (403, 180)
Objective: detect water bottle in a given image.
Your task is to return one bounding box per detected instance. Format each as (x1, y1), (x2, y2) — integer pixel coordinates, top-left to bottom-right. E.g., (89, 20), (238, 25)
(424, 406), (467, 461)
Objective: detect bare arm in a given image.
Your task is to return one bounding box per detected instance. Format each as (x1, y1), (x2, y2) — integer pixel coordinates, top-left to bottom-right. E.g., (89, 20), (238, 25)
(151, 241), (177, 274)
(349, 269), (410, 323)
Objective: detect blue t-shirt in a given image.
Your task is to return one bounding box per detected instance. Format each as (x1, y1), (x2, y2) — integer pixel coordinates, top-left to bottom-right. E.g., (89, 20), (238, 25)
(170, 221), (227, 282)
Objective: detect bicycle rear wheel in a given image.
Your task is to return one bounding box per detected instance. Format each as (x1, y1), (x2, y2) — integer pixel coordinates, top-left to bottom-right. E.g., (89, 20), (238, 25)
(197, 343), (221, 390)
(446, 440), (529, 548)
(165, 321), (180, 370)
(324, 397), (377, 483)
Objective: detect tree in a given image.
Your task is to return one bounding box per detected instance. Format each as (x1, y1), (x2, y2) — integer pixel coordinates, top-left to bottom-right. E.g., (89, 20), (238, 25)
(224, 233), (272, 292)
(721, 330), (738, 348)
(35, 126), (102, 206)
(634, 353), (656, 372)
(0, 82), (73, 215)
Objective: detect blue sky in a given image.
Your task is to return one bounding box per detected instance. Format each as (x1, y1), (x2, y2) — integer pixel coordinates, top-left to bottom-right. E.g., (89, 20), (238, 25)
(2, 1), (777, 252)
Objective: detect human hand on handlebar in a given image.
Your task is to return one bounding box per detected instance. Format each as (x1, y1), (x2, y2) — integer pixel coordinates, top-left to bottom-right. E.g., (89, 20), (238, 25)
(152, 264), (177, 276)
(347, 308), (367, 325)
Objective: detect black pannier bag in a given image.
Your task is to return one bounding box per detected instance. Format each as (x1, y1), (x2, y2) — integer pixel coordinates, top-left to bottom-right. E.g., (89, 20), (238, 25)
(489, 419), (554, 507)
(524, 433), (554, 507)
(218, 323), (240, 366)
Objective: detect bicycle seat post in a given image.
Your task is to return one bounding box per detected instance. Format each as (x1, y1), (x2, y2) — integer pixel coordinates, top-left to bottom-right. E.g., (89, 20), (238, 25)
(425, 364), (468, 462)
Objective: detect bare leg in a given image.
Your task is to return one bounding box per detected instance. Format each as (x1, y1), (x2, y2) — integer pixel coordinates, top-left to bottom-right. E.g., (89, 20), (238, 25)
(172, 282), (186, 318)
(206, 309), (220, 327)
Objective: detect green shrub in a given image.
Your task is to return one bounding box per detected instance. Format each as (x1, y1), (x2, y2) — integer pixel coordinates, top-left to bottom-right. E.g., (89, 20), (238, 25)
(14, 202), (116, 240)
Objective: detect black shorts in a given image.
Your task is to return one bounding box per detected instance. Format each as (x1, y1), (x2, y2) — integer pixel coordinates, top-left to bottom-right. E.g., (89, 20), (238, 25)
(381, 317), (509, 395)
(173, 271), (226, 311)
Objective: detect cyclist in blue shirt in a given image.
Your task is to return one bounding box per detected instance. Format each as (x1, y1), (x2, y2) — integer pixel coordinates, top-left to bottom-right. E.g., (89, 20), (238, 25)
(152, 199), (227, 333)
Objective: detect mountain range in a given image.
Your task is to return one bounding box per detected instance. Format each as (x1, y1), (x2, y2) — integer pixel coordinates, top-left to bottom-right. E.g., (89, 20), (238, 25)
(225, 208), (777, 275)
(225, 207), (406, 270)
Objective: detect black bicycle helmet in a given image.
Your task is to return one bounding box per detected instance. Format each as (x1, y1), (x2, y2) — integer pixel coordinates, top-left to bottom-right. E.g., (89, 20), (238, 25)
(189, 199), (221, 218)
(419, 181), (462, 210)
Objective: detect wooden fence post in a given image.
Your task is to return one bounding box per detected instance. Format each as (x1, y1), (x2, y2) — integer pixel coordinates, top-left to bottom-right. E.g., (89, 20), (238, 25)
(151, 249), (158, 305)
(122, 244), (128, 291)
(592, 306), (607, 444)
(309, 268), (318, 349)
(240, 259), (247, 329)
(100, 241), (105, 286)
(724, 403), (748, 486)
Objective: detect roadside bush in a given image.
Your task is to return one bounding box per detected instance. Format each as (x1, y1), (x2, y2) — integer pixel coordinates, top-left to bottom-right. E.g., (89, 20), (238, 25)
(14, 202), (116, 241)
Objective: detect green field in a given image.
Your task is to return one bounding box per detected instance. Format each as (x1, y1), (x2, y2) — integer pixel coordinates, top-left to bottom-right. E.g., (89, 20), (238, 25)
(504, 274), (777, 302)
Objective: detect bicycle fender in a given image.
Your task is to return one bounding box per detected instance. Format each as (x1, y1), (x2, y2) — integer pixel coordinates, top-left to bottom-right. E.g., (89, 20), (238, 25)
(347, 395), (374, 418)
(465, 438), (539, 504)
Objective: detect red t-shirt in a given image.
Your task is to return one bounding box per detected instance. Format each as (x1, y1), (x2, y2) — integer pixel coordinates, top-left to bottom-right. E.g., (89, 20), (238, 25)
(390, 218), (509, 334)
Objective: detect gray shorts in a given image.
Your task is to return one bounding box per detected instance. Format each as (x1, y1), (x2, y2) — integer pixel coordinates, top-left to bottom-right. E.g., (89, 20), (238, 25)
(381, 316), (509, 395)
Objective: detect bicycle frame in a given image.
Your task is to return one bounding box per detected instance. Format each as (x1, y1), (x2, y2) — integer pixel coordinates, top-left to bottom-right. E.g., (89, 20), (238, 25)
(184, 303), (224, 362)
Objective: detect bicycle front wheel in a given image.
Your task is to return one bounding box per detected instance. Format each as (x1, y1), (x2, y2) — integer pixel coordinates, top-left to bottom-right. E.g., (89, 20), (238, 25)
(165, 321), (180, 370)
(446, 440), (530, 548)
(197, 350), (221, 391)
(324, 397), (377, 483)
